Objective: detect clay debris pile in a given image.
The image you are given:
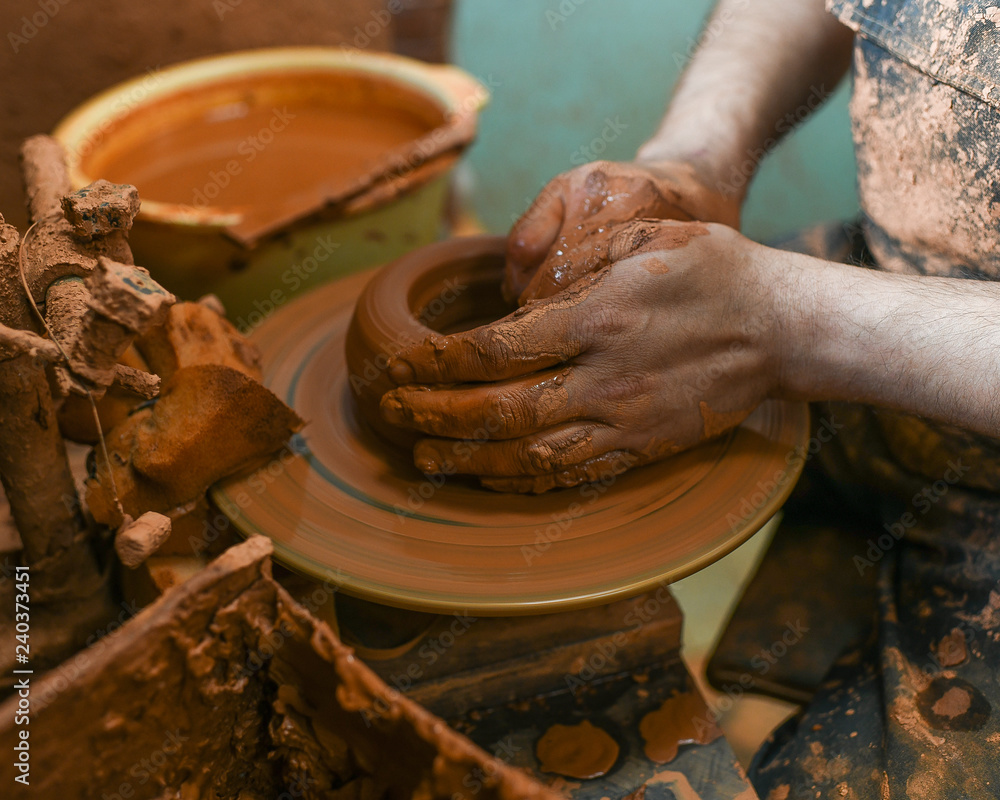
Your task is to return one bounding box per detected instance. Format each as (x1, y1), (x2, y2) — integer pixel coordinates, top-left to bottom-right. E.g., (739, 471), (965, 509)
(0, 537), (556, 800)
(0, 134), (304, 685)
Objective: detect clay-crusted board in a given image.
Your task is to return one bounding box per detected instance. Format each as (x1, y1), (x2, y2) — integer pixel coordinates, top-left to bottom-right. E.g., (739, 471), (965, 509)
(213, 269), (809, 615)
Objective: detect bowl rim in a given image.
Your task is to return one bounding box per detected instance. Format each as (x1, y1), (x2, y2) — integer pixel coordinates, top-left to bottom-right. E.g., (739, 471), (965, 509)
(52, 46), (488, 231)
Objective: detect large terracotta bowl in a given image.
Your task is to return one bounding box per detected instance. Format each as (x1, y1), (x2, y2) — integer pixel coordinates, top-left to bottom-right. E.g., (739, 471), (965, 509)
(53, 48), (487, 324)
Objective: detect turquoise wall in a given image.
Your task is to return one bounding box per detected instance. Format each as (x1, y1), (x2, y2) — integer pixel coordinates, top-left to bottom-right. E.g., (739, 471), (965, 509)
(452, 0), (858, 243)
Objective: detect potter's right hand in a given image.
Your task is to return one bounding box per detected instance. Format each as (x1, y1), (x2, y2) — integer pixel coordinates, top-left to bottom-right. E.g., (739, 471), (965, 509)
(504, 160), (739, 304)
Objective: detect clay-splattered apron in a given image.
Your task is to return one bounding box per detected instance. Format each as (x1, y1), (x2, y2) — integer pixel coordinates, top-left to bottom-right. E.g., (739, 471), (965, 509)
(749, 2), (1000, 798)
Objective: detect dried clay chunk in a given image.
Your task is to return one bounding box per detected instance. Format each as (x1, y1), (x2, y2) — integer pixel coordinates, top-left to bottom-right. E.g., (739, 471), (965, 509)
(86, 364), (303, 525)
(135, 300), (262, 383)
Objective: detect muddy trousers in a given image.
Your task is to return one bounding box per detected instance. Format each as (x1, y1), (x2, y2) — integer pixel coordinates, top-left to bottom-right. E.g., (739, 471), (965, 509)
(748, 221), (1000, 800)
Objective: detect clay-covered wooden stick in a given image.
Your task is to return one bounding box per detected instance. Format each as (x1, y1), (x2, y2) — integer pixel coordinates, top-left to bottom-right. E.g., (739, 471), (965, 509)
(50, 257), (174, 397)
(112, 363), (160, 399)
(0, 216), (87, 578)
(20, 134), (70, 224)
(0, 320), (62, 361)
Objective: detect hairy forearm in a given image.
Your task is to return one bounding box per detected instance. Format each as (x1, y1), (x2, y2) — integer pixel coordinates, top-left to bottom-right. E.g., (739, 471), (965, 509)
(637, 0), (854, 202)
(773, 251), (1000, 438)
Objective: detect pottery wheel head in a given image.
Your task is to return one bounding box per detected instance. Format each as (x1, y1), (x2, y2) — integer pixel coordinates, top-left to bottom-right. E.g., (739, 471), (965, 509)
(212, 236), (809, 615)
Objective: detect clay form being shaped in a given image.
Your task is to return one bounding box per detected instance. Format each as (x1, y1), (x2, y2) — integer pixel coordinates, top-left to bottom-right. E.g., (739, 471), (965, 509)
(213, 237), (810, 614)
(346, 235), (514, 449)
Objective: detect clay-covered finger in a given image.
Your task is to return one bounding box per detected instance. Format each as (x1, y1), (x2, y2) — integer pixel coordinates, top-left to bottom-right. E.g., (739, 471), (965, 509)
(388, 275), (608, 385)
(517, 233), (609, 304)
(479, 450), (638, 493)
(381, 367), (583, 440)
(608, 218), (710, 263)
(411, 422), (621, 478)
(505, 185), (566, 302)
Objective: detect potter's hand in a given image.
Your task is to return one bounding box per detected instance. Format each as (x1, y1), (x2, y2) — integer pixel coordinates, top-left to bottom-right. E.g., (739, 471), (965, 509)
(383, 220), (776, 492)
(504, 160), (739, 305)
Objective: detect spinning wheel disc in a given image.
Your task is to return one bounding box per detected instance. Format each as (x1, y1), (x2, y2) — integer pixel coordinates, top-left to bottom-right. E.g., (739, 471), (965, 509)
(213, 268), (809, 615)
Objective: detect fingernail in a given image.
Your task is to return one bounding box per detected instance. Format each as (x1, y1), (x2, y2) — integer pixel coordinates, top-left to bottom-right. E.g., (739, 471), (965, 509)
(526, 442), (553, 473)
(414, 448), (441, 473)
(380, 393), (405, 424)
(416, 457), (440, 474)
(388, 357), (415, 384)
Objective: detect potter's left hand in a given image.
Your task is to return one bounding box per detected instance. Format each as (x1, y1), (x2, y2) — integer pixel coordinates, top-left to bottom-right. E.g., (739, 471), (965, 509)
(381, 219), (778, 492)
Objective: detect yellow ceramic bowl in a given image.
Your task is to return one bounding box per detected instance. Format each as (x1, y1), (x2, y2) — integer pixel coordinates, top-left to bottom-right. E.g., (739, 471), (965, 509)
(53, 47), (487, 326)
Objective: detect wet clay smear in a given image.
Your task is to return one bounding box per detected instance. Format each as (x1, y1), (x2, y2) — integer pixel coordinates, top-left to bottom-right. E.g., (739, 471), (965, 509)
(638, 691), (721, 763)
(535, 720), (619, 780)
(915, 676), (990, 731)
(699, 401), (752, 441)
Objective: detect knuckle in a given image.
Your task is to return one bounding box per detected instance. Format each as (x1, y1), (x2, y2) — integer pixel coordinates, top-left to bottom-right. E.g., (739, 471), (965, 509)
(554, 466), (589, 489)
(583, 159), (615, 175)
(527, 427), (597, 473)
(585, 304), (629, 341)
(602, 371), (655, 405)
(581, 163), (612, 195)
(483, 392), (528, 438)
(525, 440), (559, 473)
(474, 330), (515, 374)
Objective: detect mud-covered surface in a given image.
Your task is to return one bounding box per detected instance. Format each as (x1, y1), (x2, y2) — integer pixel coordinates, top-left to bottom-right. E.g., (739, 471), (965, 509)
(0, 537), (561, 800)
(745, 207), (1000, 796)
(450, 665), (755, 800)
(737, 12), (1000, 776)
(830, 0), (1000, 279)
(750, 488), (1000, 800)
(536, 720), (620, 780)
